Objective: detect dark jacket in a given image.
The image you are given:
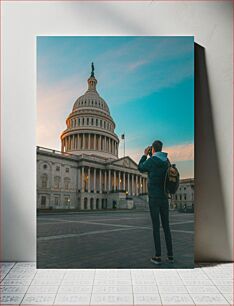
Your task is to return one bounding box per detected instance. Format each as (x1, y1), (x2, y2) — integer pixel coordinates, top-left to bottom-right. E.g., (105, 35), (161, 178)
(138, 155), (169, 198)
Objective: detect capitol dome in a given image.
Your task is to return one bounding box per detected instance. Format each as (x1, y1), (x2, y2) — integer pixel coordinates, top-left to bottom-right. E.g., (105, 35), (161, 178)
(60, 63), (119, 159)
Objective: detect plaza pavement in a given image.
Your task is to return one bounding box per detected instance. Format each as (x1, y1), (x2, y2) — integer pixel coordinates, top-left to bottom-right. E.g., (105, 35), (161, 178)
(37, 210), (194, 269)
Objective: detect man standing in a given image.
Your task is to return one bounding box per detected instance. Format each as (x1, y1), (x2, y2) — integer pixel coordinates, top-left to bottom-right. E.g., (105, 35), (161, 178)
(138, 140), (173, 265)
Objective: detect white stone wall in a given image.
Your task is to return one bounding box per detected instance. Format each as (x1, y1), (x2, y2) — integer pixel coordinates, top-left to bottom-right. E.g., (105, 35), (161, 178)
(37, 148), (147, 211)
(37, 153), (78, 209)
(171, 179), (194, 211)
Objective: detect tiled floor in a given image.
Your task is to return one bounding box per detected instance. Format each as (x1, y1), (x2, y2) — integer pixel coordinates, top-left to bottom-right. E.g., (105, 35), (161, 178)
(0, 262), (233, 305)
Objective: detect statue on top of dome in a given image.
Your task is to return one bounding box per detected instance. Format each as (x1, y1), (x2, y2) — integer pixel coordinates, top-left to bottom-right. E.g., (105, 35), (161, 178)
(91, 62), (95, 77)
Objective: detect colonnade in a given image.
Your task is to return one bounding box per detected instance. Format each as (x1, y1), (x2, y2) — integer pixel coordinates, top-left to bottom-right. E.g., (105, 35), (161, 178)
(78, 167), (147, 195)
(61, 133), (118, 156)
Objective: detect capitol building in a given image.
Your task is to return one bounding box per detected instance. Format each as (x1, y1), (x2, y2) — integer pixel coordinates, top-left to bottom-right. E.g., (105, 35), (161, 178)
(37, 64), (148, 210)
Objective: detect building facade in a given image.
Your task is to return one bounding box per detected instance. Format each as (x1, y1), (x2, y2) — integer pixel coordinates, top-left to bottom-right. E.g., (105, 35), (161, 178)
(37, 65), (148, 210)
(170, 178), (194, 212)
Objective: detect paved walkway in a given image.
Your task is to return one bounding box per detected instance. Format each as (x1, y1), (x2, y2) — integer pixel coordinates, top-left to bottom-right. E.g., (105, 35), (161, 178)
(37, 210), (194, 268)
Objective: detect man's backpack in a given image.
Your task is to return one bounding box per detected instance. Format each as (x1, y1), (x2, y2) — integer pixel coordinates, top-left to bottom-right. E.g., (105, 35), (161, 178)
(164, 161), (180, 196)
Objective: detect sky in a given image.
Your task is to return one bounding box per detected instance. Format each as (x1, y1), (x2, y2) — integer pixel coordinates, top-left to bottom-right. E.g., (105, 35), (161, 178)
(37, 36), (194, 178)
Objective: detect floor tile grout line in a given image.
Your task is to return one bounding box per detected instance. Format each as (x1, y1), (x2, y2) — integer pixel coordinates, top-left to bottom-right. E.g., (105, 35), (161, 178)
(152, 268), (163, 305)
(177, 268), (197, 305)
(130, 269), (134, 306)
(0, 261), (17, 283)
(90, 268), (96, 305)
(19, 262), (38, 305)
(200, 263), (233, 305)
(53, 268), (66, 305)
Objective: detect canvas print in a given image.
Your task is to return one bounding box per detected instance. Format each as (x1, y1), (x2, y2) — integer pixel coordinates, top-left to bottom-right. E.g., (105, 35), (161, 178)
(37, 36), (194, 268)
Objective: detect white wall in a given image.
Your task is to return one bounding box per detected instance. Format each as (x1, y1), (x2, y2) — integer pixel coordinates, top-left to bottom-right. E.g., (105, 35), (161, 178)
(1, 1), (233, 261)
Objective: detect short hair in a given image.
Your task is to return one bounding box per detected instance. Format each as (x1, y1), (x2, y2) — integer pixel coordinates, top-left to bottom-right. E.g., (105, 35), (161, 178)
(152, 140), (163, 152)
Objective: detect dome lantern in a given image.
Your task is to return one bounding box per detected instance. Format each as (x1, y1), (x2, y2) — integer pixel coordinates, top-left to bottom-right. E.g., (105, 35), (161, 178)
(87, 63), (97, 91)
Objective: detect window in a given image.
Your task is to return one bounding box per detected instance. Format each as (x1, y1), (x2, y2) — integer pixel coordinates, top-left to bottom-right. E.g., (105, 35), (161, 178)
(100, 120), (102, 127)
(41, 174), (48, 188)
(64, 177), (70, 190)
(91, 118), (94, 125)
(54, 176), (61, 188)
(96, 119), (98, 126)
(104, 121), (106, 128)
(87, 118), (89, 125)
(56, 166), (60, 171)
(54, 197), (59, 206)
(64, 196), (70, 207)
(78, 118), (80, 125)
(184, 194), (187, 200)
(65, 167), (69, 173)
(82, 118), (85, 125)
(41, 196), (46, 207)
(43, 164), (47, 169)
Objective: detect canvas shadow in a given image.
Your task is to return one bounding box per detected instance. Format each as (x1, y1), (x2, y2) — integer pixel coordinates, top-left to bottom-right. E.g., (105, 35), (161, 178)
(194, 43), (231, 263)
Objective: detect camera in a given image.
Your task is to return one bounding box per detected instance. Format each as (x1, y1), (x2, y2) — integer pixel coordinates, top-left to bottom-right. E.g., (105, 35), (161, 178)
(148, 146), (152, 157)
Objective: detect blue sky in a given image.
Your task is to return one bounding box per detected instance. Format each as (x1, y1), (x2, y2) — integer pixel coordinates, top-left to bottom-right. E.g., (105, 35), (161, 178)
(37, 36), (194, 178)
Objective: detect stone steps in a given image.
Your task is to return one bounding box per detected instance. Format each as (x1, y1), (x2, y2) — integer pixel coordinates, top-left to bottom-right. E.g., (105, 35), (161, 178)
(132, 196), (148, 210)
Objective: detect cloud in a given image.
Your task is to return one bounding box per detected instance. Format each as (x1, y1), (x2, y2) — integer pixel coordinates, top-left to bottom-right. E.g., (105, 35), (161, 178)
(37, 76), (84, 149)
(122, 143), (194, 178)
(164, 143), (194, 162)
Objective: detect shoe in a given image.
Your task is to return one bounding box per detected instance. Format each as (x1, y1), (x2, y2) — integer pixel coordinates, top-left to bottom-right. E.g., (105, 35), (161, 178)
(166, 256), (174, 263)
(150, 256), (162, 265)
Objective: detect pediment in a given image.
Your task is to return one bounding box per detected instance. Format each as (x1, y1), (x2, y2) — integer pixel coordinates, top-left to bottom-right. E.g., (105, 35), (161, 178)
(109, 156), (138, 170)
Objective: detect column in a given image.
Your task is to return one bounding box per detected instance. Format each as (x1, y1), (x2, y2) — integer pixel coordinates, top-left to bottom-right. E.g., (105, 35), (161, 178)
(82, 134), (85, 149)
(81, 167), (84, 192)
(104, 136), (106, 151)
(99, 135), (102, 150)
(131, 174), (134, 195)
(74, 135), (76, 150)
(108, 169), (111, 191)
(88, 167), (91, 192)
(78, 134), (80, 150)
(104, 170), (107, 192)
(118, 171), (121, 190)
(99, 170), (102, 193)
(94, 168), (96, 193)
(140, 176), (143, 194)
(114, 171), (116, 191)
(136, 175), (139, 196)
(94, 134), (96, 150)
(127, 173), (130, 194)
(123, 172), (126, 191)
(88, 134), (91, 150)
(78, 168), (81, 190)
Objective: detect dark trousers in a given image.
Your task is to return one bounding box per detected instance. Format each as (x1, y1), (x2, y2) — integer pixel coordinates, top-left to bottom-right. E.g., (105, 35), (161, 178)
(149, 196), (173, 257)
